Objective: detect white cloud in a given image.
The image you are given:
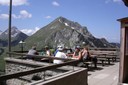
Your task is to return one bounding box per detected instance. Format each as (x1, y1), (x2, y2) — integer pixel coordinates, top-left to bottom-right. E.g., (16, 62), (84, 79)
(0, 0), (28, 6)
(20, 27), (40, 36)
(0, 10), (32, 20)
(44, 16), (52, 19)
(12, 14), (19, 19)
(113, 0), (122, 2)
(0, 14), (9, 19)
(52, 1), (60, 6)
(19, 10), (32, 18)
(105, 0), (122, 3)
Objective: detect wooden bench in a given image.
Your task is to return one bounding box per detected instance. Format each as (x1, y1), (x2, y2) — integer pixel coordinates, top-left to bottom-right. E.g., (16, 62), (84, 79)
(97, 56), (115, 66)
(83, 61), (94, 70)
(97, 58), (106, 66)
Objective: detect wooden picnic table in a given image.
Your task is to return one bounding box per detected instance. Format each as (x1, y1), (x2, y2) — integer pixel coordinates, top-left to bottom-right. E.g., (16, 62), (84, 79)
(91, 53), (117, 66)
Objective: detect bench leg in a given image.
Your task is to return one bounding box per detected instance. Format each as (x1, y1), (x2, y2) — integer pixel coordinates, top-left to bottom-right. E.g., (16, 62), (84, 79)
(93, 62), (97, 68)
(85, 63), (89, 69)
(84, 63), (91, 70)
(108, 58), (110, 65)
(102, 60), (105, 66)
(113, 57), (116, 62)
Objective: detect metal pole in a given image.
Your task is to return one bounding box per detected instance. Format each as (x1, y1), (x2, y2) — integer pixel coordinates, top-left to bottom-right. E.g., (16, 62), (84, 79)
(8, 0), (12, 53)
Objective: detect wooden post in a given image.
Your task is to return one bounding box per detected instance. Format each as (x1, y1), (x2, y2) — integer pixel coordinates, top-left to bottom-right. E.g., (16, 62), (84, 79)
(118, 17), (128, 84)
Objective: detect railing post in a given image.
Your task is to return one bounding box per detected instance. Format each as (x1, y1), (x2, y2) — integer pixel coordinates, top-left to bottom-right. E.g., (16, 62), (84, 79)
(43, 71), (46, 81)
(73, 65), (74, 71)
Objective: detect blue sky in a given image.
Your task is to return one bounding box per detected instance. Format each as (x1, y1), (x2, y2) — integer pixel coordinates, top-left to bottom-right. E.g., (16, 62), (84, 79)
(0, 0), (128, 43)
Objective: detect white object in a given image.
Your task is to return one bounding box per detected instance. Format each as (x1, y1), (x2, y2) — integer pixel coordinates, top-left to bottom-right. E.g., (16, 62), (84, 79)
(53, 51), (67, 64)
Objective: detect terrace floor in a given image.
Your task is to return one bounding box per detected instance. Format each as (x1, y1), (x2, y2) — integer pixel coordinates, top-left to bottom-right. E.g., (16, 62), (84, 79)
(88, 62), (119, 85)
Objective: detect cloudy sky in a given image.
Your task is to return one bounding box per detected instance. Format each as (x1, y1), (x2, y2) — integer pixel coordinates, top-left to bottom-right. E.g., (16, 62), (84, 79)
(0, 0), (127, 42)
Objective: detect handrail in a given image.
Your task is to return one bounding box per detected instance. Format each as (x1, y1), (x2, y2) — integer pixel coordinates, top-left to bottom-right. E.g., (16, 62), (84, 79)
(7, 52), (73, 61)
(0, 59), (79, 81)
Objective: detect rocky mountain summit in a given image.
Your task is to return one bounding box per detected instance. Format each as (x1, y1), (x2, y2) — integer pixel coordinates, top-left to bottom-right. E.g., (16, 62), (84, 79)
(25, 16), (114, 49)
(0, 26), (28, 47)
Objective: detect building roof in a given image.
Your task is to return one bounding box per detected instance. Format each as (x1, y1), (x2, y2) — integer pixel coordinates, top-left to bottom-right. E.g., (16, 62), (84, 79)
(117, 17), (128, 22)
(123, 0), (128, 7)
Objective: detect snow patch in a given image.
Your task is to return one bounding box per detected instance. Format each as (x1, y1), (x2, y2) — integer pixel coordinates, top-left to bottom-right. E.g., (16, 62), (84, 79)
(59, 19), (62, 23)
(50, 27), (54, 29)
(5, 32), (8, 35)
(50, 25), (57, 29)
(11, 33), (18, 37)
(64, 23), (69, 26)
(71, 27), (75, 29)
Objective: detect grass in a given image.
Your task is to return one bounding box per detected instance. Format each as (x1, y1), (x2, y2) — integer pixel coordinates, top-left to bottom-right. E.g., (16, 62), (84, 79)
(0, 57), (5, 72)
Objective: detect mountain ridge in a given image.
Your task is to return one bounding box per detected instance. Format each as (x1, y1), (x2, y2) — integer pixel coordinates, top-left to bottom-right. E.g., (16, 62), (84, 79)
(24, 16), (115, 49)
(0, 17), (116, 48)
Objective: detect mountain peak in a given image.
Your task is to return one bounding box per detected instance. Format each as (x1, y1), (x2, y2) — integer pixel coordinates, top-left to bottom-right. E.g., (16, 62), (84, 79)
(56, 16), (69, 24)
(0, 26), (28, 47)
(11, 26), (20, 33)
(0, 26), (27, 40)
(57, 16), (67, 20)
(24, 16), (115, 48)
(12, 26), (18, 30)
(4, 26), (20, 33)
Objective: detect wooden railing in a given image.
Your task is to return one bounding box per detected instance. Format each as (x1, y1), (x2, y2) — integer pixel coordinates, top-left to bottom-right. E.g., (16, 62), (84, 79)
(0, 52), (79, 81)
(7, 52), (73, 61)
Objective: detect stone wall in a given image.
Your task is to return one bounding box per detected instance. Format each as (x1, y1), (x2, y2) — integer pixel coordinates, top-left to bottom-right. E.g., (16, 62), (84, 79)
(6, 62), (35, 85)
